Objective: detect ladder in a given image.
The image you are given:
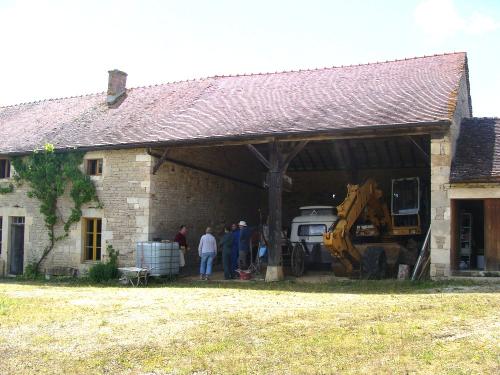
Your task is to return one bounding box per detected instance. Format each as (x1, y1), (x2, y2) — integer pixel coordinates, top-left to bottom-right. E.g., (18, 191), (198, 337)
(411, 227), (431, 281)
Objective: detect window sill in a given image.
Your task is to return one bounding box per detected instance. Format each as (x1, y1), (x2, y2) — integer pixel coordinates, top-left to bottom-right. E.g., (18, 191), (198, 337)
(81, 260), (102, 264)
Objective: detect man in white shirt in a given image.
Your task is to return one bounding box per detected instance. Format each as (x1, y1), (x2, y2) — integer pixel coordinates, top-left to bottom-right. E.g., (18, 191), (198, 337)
(198, 227), (217, 280)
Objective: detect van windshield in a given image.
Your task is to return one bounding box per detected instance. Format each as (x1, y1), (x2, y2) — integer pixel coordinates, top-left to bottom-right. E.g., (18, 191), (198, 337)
(298, 224), (327, 236)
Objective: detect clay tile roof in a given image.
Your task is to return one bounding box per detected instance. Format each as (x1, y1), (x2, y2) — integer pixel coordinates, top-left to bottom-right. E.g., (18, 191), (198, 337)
(0, 52), (468, 154)
(451, 117), (500, 183)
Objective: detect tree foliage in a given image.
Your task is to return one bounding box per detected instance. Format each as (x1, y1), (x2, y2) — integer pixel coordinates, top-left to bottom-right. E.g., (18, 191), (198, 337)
(11, 144), (100, 270)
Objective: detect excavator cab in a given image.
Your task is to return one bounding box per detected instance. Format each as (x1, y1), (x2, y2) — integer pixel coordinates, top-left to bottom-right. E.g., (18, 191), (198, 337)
(390, 177), (421, 235)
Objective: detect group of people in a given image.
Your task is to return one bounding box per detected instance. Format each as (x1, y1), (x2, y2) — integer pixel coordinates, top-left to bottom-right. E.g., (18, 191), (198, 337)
(174, 221), (253, 281)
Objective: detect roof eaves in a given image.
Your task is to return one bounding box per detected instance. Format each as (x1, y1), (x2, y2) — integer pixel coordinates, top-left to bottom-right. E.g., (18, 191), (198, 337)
(450, 176), (500, 184)
(0, 119), (451, 156)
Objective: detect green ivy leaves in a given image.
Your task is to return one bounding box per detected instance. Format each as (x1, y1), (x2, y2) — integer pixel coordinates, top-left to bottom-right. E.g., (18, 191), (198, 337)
(11, 143), (101, 270)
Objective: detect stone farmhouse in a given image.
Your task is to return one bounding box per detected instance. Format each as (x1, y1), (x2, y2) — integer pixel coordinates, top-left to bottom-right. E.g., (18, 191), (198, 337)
(0, 52), (498, 279)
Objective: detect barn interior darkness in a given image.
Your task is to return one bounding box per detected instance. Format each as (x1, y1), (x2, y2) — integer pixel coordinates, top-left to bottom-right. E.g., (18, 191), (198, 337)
(154, 134), (431, 262)
(279, 135), (431, 229)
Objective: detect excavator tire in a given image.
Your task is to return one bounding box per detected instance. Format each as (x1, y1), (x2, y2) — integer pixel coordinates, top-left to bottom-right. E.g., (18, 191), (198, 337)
(361, 247), (387, 279)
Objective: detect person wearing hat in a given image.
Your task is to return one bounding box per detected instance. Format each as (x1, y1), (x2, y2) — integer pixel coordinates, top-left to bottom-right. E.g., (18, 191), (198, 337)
(238, 220), (252, 270)
(198, 226), (217, 280)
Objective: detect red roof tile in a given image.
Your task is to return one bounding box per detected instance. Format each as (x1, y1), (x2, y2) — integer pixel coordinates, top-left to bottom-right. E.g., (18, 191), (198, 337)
(0, 52), (468, 154)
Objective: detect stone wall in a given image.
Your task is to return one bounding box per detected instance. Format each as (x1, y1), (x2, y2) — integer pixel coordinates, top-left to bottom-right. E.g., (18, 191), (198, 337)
(450, 73), (472, 158)
(1, 145), (267, 275)
(0, 180), (48, 275)
(429, 72), (472, 278)
(150, 145), (265, 268)
(0, 148), (153, 275)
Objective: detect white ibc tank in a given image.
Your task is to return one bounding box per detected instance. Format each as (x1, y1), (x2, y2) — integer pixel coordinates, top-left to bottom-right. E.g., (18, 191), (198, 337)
(136, 241), (180, 276)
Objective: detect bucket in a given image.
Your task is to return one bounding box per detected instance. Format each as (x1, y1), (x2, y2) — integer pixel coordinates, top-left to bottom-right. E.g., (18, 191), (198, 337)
(397, 264), (410, 280)
(239, 270), (252, 280)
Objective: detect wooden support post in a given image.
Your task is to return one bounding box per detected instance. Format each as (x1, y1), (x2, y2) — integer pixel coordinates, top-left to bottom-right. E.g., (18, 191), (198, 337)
(266, 141), (285, 281)
(246, 140), (308, 281)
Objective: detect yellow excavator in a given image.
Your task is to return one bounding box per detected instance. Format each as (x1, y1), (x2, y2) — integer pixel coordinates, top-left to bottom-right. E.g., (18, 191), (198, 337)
(323, 178), (422, 278)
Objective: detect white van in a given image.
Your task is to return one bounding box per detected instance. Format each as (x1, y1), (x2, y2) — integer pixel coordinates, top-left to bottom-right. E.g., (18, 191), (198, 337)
(289, 206), (338, 265)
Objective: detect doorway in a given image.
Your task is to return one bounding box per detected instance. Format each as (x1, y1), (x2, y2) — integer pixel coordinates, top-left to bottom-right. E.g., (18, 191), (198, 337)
(9, 216), (25, 275)
(452, 200), (485, 271)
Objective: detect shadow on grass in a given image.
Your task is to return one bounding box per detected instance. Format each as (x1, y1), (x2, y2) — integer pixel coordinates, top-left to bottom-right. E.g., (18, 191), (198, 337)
(0, 276), (496, 295)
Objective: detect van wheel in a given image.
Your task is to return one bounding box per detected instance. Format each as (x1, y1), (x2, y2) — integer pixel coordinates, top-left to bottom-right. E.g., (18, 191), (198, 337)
(291, 243), (306, 277)
(361, 247), (387, 279)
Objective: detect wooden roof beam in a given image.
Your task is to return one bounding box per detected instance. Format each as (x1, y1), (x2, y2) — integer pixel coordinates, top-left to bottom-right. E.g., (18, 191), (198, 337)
(407, 136), (430, 165)
(152, 148), (169, 174)
(246, 144), (271, 170)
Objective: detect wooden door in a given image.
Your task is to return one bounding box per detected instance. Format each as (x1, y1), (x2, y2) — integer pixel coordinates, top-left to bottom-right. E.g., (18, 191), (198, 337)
(484, 199), (500, 271)
(9, 217), (25, 275)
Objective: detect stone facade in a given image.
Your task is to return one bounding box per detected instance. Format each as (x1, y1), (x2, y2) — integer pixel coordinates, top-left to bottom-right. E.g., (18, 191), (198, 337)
(0, 181), (47, 275)
(0, 148), (153, 275)
(429, 73), (472, 278)
(0, 145), (265, 275)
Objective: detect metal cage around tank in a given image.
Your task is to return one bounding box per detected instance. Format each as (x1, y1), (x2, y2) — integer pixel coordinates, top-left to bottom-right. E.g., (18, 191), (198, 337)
(136, 241), (180, 276)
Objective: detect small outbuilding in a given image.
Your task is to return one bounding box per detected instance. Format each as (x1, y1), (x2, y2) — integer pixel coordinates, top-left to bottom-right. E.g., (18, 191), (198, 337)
(449, 117), (500, 273)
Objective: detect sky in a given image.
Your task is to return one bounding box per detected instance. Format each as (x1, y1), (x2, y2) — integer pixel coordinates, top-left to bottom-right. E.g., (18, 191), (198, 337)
(0, 0), (499, 116)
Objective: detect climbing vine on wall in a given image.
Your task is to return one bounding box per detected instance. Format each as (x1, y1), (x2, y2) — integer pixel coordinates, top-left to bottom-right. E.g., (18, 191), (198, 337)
(11, 143), (101, 271)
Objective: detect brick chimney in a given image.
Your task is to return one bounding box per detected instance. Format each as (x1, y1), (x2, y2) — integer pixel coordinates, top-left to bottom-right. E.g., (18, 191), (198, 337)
(107, 69), (127, 106)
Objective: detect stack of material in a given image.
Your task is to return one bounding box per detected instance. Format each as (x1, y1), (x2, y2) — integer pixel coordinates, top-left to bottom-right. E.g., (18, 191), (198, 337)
(136, 241), (180, 276)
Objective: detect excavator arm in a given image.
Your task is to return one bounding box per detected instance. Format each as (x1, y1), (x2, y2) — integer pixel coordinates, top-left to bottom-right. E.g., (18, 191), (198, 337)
(323, 179), (391, 273)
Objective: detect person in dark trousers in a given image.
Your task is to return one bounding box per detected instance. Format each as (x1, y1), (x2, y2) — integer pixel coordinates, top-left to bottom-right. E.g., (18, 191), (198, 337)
(220, 226), (233, 280)
(230, 223), (240, 277)
(238, 220), (252, 270)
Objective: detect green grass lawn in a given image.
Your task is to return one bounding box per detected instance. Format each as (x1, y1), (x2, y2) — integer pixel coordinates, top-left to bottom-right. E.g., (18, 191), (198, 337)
(0, 278), (499, 374)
